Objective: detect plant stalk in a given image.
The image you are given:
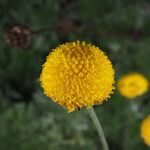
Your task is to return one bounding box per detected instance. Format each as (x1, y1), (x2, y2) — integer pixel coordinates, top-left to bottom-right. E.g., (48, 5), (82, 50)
(88, 107), (109, 150)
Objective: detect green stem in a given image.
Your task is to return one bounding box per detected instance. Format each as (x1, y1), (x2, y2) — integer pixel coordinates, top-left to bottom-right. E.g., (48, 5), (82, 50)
(88, 107), (109, 150)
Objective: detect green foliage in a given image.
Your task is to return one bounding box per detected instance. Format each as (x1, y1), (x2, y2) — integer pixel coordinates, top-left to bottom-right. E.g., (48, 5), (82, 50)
(0, 94), (96, 150)
(0, 0), (150, 149)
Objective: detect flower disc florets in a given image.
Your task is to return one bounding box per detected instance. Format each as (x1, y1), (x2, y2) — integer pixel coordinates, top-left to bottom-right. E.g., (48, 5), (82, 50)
(141, 115), (150, 146)
(40, 41), (115, 112)
(118, 73), (149, 99)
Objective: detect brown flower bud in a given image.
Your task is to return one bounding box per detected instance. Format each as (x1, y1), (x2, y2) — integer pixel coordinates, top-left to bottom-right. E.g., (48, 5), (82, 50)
(56, 20), (83, 33)
(4, 24), (31, 49)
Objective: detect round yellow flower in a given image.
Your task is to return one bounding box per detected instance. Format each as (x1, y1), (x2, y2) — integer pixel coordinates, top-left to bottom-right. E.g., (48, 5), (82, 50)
(118, 73), (149, 99)
(40, 41), (115, 112)
(141, 115), (150, 146)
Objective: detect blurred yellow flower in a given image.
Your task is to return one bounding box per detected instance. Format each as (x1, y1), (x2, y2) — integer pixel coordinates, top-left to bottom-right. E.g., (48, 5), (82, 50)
(40, 41), (115, 112)
(141, 115), (150, 146)
(118, 73), (149, 99)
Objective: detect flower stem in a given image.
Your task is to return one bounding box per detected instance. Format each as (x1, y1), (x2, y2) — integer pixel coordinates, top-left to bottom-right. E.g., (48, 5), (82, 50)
(88, 107), (109, 150)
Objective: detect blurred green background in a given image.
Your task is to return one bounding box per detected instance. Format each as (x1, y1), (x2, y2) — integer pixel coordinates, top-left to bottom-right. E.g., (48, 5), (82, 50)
(0, 0), (150, 149)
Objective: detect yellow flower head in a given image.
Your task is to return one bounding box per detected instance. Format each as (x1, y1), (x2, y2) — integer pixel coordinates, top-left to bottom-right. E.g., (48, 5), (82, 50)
(118, 73), (149, 99)
(141, 115), (150, 146)
(40, 41), (115, 112)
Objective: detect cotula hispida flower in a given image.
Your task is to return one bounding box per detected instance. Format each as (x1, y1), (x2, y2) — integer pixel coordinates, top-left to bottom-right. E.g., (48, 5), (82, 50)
(40, 41), (115, 112)
(118, 73), (149, 99)
(141, 115), (150, 146)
